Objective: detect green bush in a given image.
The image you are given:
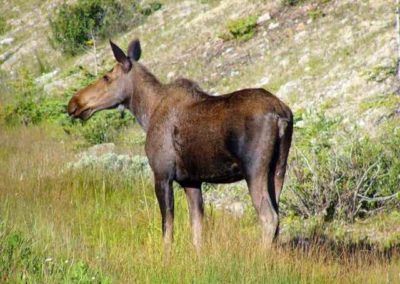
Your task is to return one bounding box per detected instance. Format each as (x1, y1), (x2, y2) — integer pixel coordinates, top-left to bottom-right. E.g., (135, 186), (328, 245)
(281, 110), (400, 221)
(139, 1), (163, 16)
(63, 110), (133, 145)
(308, 8), (325, 21)
(1, 69), (135, 145)
(0, 17), (8, 35)
(282, 0), (330, 7)
(1, 70), (66, 126)
(49, 0), (142, 55)
(282, 0), (305, 6)
(224, 15), (258, 41)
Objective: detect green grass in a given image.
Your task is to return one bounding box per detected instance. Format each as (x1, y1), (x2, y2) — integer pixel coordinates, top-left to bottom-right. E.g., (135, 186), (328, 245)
(0, 124), (399, 283)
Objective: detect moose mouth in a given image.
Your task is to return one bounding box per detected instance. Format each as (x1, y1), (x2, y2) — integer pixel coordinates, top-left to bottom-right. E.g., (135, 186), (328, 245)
(69, 107), (94, 121)
(68, 102), (125, 121)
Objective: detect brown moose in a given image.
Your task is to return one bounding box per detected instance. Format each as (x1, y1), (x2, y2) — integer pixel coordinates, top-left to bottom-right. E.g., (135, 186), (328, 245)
(68, 39), (293, 251)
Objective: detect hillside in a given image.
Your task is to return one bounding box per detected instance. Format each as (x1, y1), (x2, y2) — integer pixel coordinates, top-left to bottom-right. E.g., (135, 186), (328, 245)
(1, 0), (399, 127)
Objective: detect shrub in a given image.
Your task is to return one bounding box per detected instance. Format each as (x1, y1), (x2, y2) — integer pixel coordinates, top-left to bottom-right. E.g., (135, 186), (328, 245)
(0, 69), (135, 145)
(281, 110), (400, 221)
(308, 8), (325, 21)
(49, 0), (142, 55)
(0, 17), (8, 35)
(62, 110), (133, 145)
(224, 15), (258, 41)
(139, 2), (163, 16)
(1, 70), (67, 126)
(282, 0), (305, 6)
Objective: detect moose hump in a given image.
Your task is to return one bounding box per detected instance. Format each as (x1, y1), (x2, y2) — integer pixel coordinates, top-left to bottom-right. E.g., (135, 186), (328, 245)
(171, 78), (210, 101)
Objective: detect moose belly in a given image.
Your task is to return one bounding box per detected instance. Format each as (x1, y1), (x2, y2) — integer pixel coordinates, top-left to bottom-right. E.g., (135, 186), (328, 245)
(175, 151), (244, 184)
(172, 121), (246, 184)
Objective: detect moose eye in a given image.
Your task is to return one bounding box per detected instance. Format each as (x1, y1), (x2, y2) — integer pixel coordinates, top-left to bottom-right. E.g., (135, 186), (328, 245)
(103, 75), (110, 82)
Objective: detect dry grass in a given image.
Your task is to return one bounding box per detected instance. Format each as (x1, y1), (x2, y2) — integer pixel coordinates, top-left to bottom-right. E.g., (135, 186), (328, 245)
(0, 124), (399, 283)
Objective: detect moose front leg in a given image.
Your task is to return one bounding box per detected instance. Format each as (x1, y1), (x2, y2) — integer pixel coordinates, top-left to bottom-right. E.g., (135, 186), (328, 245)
(184, 186), (204, 252)
(154, 178), (174, 250)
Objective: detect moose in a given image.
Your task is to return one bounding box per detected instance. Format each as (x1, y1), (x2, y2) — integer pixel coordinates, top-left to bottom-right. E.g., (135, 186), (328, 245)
(68, 39), (293, 251)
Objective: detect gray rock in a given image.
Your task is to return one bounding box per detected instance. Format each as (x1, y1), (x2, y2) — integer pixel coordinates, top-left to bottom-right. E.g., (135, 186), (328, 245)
(86, 143), (116, 156)
(225, 201), (245, 217)
(35, 69), (59, 85)
(268, 22), (280, 30)
(257, 13), (271, 25)
(0, 38), (14, 45)
(257, 75), (270, 87)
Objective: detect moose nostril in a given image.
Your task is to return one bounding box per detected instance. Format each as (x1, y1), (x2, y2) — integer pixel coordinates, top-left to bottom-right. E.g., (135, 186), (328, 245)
(67, 99), (78, 116)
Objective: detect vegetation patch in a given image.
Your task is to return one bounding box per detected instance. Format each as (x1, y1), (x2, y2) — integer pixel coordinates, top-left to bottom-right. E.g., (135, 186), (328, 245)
(0, 17), (8, 35)
(49, 0), (144, 55)
(1, 70), (66, 126)
(221, 15), (258, 42)
(362, 63), (397, 83)
(282, 110), (400, 221)
(281, 0), (307, 6)
(0, 69), (135, 145)
(138, 1), (163, 16)
(0, 224), (109, 283)
(308, 8), (325, 21)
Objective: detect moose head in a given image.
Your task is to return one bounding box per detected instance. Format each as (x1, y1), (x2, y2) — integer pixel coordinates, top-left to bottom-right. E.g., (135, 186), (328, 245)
(67, 39), (141, 120)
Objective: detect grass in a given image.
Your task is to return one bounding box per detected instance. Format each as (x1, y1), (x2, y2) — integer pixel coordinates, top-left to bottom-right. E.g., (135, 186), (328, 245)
(0, 124), (399, 283)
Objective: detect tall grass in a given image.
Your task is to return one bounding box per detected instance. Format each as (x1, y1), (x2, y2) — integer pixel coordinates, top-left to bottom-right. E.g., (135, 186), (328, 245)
(0, 125), (399, 283)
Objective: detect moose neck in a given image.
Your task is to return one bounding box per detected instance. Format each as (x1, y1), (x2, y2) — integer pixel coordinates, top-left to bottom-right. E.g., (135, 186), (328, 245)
(127, 64), (163, 132)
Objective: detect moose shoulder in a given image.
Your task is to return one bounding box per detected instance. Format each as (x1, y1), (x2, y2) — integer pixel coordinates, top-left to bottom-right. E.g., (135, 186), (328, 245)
(68, 39), (293, 251)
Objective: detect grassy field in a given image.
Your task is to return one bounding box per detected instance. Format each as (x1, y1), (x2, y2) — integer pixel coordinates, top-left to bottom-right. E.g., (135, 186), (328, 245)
(0, 125), (399, 283)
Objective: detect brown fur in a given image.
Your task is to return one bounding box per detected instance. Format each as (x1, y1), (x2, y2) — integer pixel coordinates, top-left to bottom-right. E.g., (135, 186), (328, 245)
(68, 39), (293, 250)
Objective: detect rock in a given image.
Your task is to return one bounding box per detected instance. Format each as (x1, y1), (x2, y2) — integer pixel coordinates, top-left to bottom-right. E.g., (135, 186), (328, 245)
(277, 80), (299, 97)
(230, 70), (240, 77)
(297, 23), (306, 32)
(258, 76), (270, 86)
(225, 201), (245, 217)
(0, 38), (14, 45)
(294, 30), (307, 42)
(0, 50), (14, 63)
(299, 54), (310, 65)
(280, 58), (290, 68)
(167, 71), (175, 80)
(43, 79), (69, 95)
(268, 22), (280, 30)
(35, 69), (59, 85)
(87, 143), (116, 156)
(257, 12), (271, 25)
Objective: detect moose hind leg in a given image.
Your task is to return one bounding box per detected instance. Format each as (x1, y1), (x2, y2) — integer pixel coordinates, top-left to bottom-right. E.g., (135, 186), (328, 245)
(184, 186), (204, 252)
(273, 118), (293, 205)
(244, 114), (280, 246)
(154, 178), (174, 250)
(247, 173), (279, 247)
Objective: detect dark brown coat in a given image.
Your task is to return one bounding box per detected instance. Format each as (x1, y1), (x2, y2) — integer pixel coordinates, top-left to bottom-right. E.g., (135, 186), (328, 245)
(68, 39), (293, 250)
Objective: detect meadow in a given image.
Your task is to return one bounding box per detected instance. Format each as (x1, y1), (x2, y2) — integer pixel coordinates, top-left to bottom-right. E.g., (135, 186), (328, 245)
(0, 122), (399, 283)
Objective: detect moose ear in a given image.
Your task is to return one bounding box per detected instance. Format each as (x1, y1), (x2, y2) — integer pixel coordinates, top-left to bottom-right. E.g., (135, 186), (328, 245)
(110, 40), (132, 72)
(127, 39), (141, 62)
